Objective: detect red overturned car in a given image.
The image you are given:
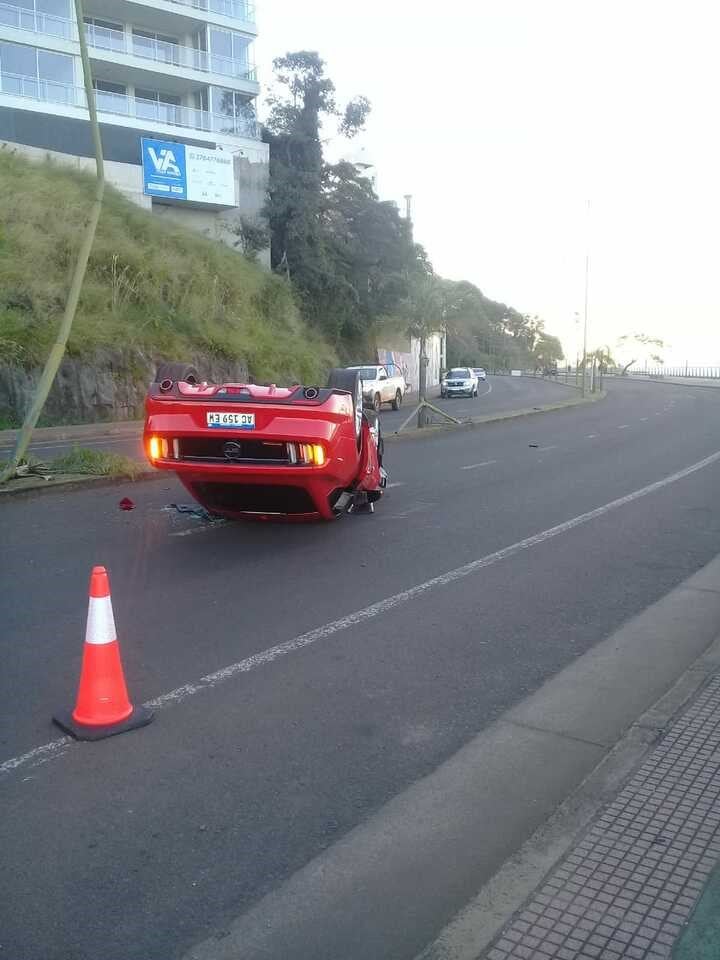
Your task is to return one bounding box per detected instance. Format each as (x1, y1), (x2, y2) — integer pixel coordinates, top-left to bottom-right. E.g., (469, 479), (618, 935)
(144, 364), (387, 521)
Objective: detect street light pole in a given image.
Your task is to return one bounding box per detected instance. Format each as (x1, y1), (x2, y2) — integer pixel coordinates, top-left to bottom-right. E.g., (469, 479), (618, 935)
(582, 252), (589, 397)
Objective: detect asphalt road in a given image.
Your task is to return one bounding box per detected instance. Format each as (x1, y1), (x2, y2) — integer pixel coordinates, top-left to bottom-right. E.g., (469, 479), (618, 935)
(0, 375), (576, 461)
(2, 378), (720, 960)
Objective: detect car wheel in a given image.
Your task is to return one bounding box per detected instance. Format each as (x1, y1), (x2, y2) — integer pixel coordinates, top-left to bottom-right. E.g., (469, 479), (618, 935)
(391, 389), (402, 411)
(327, 368), (363, 449)
(155, 362), (200, 385)
(373, 393), (382, 413)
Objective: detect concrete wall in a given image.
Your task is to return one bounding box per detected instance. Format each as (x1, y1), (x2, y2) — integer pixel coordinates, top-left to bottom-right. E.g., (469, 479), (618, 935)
(377, 332), (443, 391)
(151, 154), (269, 265)
(0, 106), (269, 262)
(0, 350), (249, 425)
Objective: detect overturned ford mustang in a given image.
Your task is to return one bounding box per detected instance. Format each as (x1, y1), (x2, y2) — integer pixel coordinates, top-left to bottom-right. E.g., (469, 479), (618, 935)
(144, 364), (387, 521)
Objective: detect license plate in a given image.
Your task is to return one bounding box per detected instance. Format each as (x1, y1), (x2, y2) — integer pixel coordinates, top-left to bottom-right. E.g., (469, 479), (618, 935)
(206, 411), (255, 429)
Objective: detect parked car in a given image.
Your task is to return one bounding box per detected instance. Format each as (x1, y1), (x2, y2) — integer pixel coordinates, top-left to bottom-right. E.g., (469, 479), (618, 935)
(440, 367), (479, 398)
(346, 364), (405, 412)
(473, 367), (487, 382)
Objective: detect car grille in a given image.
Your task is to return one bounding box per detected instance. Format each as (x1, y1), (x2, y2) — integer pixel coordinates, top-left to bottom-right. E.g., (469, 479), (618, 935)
(179, 437), (293, 464)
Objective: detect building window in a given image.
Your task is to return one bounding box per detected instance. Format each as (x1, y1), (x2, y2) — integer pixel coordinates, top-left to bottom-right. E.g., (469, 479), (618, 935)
(132, 28), (179, 66)
(208, 27), (250, 76)
(0, 0), (71, 39)
(92, 77), (127, 114)
(210, 87), (256, 134)
(83, 17), (124, 53)
(0, 40), (73, 102)
(135, 87), (183, 125)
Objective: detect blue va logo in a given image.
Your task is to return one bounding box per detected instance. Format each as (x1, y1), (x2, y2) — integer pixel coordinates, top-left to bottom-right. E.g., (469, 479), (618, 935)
(147, 146), (181, 177)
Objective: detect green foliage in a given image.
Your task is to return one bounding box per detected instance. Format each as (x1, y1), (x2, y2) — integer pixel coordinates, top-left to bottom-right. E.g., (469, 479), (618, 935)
(230, 215), (271, 262)
(262, 51), (567, 367)
(264, 51), (421, 354)
(0, 150), (336, 383)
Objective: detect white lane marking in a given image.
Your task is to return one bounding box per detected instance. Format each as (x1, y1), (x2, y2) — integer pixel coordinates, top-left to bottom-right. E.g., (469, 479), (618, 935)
(656, 412), (663, 416)
(586, 434), (598, 439)
(0, 737), (72, 776)
(479, 382), (493, 398)
(461, 460), (498, 471)
(387, 481), (406, 488)
(5, 447), (720, 779)
(640, 417), (649, 422)
(617, 424), (630, 429)
(535, 445), (558, 453)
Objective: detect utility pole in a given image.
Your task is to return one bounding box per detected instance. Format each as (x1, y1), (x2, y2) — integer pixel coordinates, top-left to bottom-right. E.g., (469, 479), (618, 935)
(582, 253), (589, 397)
(581, 201), (590, 398)
(0, 0), (105, 483)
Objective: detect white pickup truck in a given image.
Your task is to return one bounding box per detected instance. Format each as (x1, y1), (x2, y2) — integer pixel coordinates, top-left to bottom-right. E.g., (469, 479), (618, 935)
(346, 365), (406, 412)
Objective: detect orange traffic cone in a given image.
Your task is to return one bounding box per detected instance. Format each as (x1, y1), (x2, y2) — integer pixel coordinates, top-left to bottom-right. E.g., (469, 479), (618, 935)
(53, 566), (153, 741)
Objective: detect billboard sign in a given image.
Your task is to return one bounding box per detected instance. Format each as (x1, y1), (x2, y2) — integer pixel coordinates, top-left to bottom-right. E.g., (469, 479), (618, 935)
(141, 138), (235, 207)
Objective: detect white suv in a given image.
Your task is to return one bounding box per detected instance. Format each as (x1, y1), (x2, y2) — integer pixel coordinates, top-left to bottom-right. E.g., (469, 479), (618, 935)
(440, 367), (479, 398)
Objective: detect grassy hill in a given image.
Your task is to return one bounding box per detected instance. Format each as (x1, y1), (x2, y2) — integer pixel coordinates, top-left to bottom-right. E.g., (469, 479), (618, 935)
(0, 150), (335, 386)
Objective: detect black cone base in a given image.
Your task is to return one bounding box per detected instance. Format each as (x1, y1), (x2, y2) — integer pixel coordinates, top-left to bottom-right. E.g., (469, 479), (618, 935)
(52, 704), (154, 741)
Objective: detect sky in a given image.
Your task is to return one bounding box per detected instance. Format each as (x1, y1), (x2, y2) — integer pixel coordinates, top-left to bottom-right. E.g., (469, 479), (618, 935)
(254, 0), (720, 366)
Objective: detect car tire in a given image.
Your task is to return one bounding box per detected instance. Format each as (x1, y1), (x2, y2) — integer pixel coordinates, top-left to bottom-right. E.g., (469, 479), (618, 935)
(327, 367), (363, 449)
(391, 389), (402, 411)
(155, 362), (200, 385)
(373, 393), (382, 413)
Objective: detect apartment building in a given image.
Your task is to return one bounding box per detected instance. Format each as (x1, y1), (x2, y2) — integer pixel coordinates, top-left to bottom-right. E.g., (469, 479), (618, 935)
(0, 0), (269, 248)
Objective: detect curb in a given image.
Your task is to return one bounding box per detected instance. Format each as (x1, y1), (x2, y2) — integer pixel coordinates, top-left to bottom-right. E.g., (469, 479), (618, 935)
(0, 469), (161, 500)
(0, 419), (142, 448)
(415, 625), (720, 960)
(621, 376), (720, 392)
(386, 390), (606, 443)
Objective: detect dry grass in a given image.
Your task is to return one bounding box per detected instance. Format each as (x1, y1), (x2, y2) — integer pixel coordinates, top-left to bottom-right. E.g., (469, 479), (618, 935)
(0, 149), (336, 384)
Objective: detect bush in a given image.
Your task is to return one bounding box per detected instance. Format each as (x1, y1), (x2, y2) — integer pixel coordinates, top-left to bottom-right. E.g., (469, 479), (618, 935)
(0, 151), (336, 384)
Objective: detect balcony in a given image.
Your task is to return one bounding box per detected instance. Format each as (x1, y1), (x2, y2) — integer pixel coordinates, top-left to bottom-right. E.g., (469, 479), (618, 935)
(0, 3), (256, 83)
(85, 21), (256, 82)
(0, 71), (261, 140)
(165, 0), (255, 25)
(0, 2), (72, 39)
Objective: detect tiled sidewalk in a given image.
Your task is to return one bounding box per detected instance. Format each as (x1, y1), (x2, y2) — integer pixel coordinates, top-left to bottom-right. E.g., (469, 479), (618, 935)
(484, 676), (720, 960)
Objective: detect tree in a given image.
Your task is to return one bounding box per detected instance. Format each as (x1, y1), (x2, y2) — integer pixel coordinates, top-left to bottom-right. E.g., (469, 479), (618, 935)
(230, 215), (270, 262)
(588, 346), (615, 372)
(616, 333), (665, 375)
(534, 334), (564, 371)
(264, 52), (420, 350)
(261, 50), (566, 370)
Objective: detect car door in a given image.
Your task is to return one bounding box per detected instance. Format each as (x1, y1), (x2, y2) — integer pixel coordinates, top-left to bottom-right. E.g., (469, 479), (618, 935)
(378, 367), (391, 402)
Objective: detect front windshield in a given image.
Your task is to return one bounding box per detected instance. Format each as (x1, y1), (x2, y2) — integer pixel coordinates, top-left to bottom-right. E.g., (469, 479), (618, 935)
(448, 369), (469, 379)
